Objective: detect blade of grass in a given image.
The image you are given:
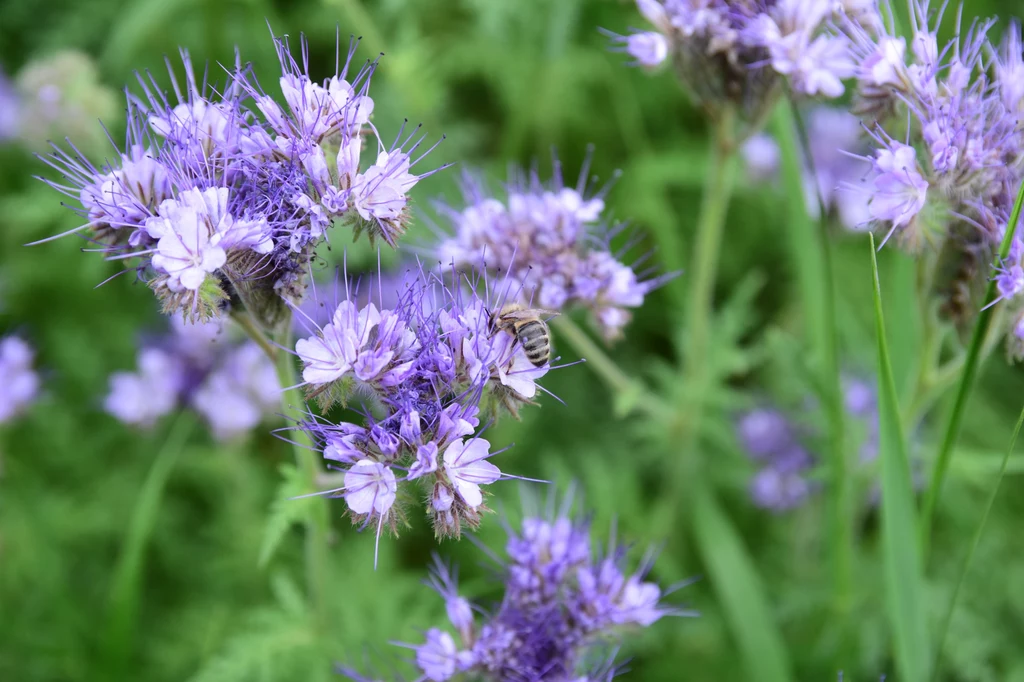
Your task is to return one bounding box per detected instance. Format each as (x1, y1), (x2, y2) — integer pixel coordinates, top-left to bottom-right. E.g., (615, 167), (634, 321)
(691, 486), (793, 682)
(103, 411), (196, 679)
(920, 179), (1024, 553)
(931, 404), (1024, 680)
(870, 233), (930, 682)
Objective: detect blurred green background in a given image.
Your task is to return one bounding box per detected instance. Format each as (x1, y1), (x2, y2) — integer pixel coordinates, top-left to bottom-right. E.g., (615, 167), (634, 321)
(3, 0), (1024, 680)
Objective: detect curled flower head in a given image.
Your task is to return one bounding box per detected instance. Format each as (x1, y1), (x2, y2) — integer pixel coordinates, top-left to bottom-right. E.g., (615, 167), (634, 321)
(342, 488), (689, 682)
(609, 0), (853, 137)
(436, 155), (659, 341)
(40, 31), (447, 330)
(295, 266), (566, 551)
(835, 1), (1024, 259)
(0, 336), (41, 424)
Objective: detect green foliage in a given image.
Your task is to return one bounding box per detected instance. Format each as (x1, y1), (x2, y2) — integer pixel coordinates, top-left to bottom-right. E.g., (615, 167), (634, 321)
(1, 1), (1024, 681)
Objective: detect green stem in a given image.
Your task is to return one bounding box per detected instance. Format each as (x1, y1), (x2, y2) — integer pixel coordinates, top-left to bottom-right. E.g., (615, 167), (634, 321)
(681, 109), (738, 374)
(103, 411), (196, 679)
(920, 179), (1024, 555)
(273, 323), (332, 635)
(232, 310), (278, 361)
(774, 101), (852, 635)
(550, 316), (667, 419)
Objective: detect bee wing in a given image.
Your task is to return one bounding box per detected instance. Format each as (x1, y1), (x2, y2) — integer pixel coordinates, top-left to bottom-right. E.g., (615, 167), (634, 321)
(501, 308), (560, 321)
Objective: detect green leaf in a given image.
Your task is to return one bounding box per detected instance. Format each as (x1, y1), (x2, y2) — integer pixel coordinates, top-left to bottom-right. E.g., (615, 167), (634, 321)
(691, 486), (793, 682)
(258, 464), (312, 569)
(103, 412), (196, 679)
(932, 404), (1024, 680)
(869, 233), (931, 682)
(920, 178), (1024, 549)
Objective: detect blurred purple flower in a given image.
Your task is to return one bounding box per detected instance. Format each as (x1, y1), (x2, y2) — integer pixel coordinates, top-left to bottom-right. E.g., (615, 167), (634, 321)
(0, 68), (20, 141)
(104, 317), (279, 440)
(608, 0), (853, 136)
(0, 336), (41, 423)
(736, 374), (883, 510)
(742, 106), (871, 231)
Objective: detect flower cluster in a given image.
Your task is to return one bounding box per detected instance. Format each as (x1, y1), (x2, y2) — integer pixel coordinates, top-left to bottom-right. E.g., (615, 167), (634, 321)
(736, 377), (880, 511)
(105, 316), (279, 440)
(295, 268), (554, 551)
(42, 32), (444, 330)
(836, 6), (1024, 251)
(609, 0), (862, 133)
(435, 159), (655, 341)
(742, 106), (871, 230)
(341, 492), (684, 682)
(0, 336), (41, 424)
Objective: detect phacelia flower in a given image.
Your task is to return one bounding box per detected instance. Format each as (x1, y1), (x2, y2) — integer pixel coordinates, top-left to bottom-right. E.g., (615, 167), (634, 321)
(608, 0), (854, 137)
(341, 489), (689, 682)
(834, 2), (1024, 254)
(435, 156), (660, 341)
(0, 336), (41, 424)
(104, 316), (279, 440)
(295, 267), (564, 552)
(742, 106), (871, 230)
(41, 31), (446, 330)
(736, 375), (884, 511)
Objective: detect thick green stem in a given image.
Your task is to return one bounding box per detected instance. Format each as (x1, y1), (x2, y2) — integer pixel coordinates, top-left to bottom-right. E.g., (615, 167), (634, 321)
(681, 110), (738, 380)
(774, 101), (852, 635)
(273, 324), (332, 634)
(551, 316), (667, 419)
(231, 310), (278, 361)
(103, 411), (195, 679)
(920, 179), (1024, 555)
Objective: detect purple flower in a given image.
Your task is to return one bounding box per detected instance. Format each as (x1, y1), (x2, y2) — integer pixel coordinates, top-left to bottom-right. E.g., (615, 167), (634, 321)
(863, 140), (930, 246)
(105, 347), (186, 427)
(0, 336), (40, 423)
(835, 2), (1024, 259)
(342, 489), (688, 682)
(736, 408), (794, 460)
(40, 32), (446, 328)
(414, 629), (460, 682)
(104, 318), (279, 439)
(191, 343), (280, 440)
(443, 438), (500, 509)
(750, 466), (812, 511)
(296, 267), (564, 545)
(435, 158), (658, 340)
(610, 0), (851, 135)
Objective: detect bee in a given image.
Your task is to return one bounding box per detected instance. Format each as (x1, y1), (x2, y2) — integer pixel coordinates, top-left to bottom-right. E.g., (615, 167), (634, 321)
(491, 304), (559, 367)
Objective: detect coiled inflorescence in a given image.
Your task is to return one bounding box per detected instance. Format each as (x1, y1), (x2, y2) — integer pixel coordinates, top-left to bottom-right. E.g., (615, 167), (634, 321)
(40, 31), (445, 330)
(608, 0), (860, 137)
(340, 492), (687, 682)
(435, 156), (659, 341)
(293, 268), (554, 554)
